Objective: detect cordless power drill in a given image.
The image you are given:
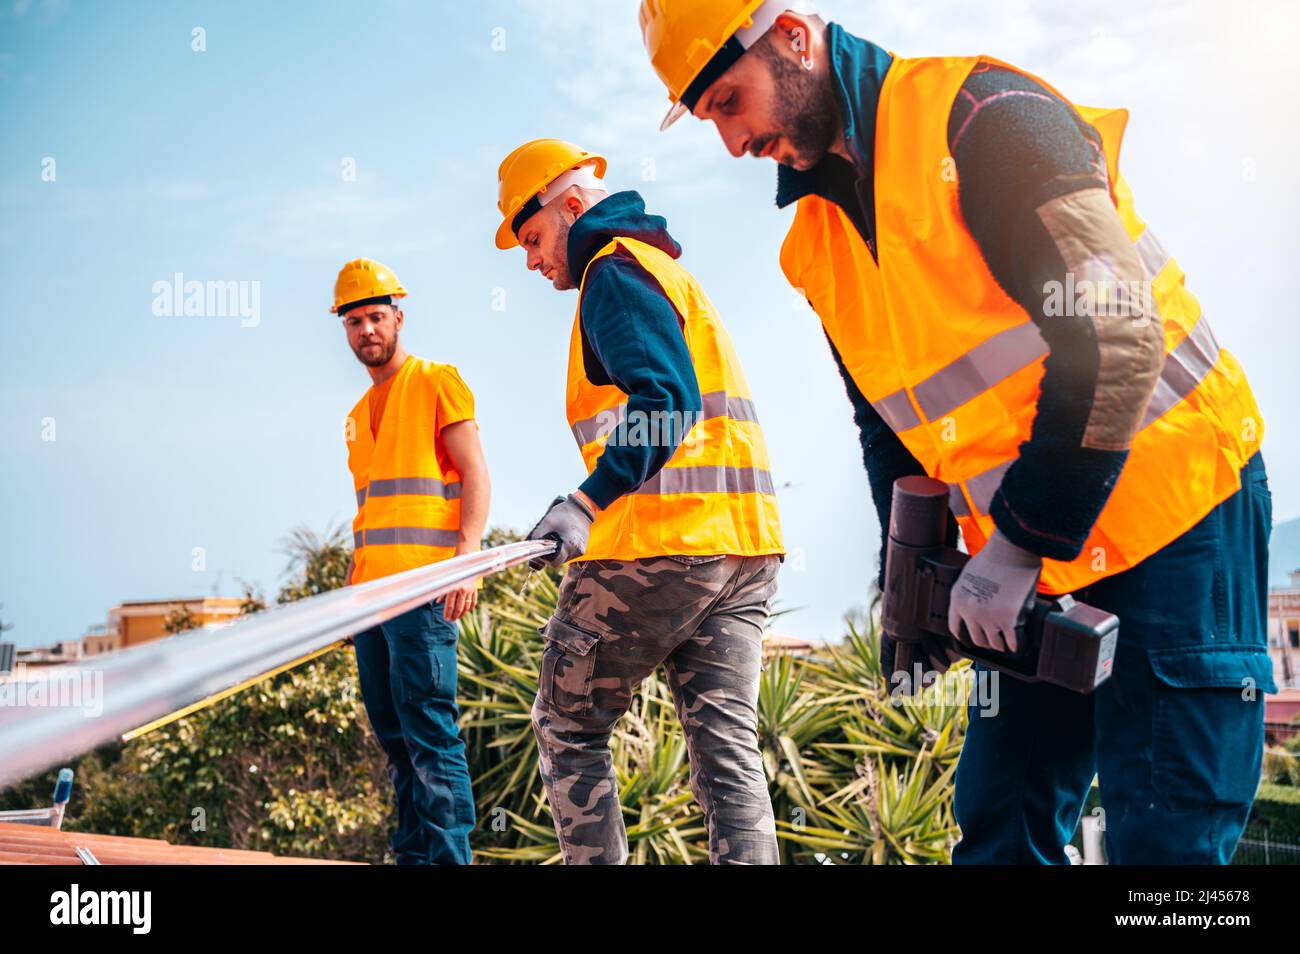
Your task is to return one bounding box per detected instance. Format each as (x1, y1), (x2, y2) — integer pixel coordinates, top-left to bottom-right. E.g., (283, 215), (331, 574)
(881, 476), (1119, 694)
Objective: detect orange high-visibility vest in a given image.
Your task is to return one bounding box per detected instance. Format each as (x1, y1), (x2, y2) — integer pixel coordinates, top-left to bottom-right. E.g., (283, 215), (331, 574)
(569, 237), (784, 561)
(779, 56), (1263, 595)
(347, 357), (464, 584)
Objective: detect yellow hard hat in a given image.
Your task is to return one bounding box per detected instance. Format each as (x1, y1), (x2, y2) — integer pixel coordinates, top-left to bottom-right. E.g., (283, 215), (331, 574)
(495, 138), (607, 250)
(639, 0), (800, 130)
(332, 258), (407, 315)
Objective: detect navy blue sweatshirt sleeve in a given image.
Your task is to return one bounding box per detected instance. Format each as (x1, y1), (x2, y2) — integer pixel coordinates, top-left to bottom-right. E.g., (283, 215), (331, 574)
(576, 251), (703, 509)
(948, 65), (1141, 561)
(825, 332), (958, 588)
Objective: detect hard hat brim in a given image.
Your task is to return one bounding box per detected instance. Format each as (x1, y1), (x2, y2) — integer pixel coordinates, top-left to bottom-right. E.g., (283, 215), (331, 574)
(495, 216), (521, 251)
(660, 101), (689, 132)
(333, 290), (407, 315)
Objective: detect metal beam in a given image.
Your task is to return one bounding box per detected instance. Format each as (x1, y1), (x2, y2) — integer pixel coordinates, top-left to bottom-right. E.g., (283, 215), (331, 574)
(0, 540), (555, 790)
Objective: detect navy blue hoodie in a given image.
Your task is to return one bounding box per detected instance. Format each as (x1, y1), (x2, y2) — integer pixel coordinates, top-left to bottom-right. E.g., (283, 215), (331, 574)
(565, 191), (704, 510)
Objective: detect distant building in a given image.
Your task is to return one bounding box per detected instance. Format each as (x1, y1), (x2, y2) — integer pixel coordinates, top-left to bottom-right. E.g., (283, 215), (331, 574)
(0, 642), (14, 675)
(1268, 689), (1300, 742)
(14, 640), (83, 670)
(1268, 570), (1300, 690)
(762, 632), (817, 660)
(1266, 571), (1300, 743)
(2, 598), (246, 671)
(80, 623), (119, 657)
(105, 597), (245, 651)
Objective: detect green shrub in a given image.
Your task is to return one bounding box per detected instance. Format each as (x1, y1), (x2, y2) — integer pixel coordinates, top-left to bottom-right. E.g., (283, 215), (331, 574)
(1247, 782), (1300, 843)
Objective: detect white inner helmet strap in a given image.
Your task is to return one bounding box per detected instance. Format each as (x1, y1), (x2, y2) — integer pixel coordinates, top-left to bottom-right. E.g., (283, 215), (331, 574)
(735, 0), (813, 52)
(538, 162), (606, 206)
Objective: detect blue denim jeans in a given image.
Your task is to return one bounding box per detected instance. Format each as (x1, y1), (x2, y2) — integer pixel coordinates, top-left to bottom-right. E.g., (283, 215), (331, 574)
(353, 599), (475, 864)
(953, 453), (1275, 864)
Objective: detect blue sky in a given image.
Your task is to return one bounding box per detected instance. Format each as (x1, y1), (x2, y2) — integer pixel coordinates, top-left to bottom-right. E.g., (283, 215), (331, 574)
(2, 0), (1298, 648)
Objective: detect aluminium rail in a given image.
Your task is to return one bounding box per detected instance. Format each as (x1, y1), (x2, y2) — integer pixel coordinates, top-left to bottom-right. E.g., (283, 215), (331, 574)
(0, 540), (555, 790)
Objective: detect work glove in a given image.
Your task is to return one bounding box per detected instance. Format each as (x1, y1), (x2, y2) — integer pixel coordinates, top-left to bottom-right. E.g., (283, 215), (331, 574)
(526, 494), (595, 569)
(947, 529), (1042, 656)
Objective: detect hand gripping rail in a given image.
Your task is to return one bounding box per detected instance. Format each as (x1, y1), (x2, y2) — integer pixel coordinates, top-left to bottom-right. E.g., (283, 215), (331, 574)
(0, 540), (556, 790)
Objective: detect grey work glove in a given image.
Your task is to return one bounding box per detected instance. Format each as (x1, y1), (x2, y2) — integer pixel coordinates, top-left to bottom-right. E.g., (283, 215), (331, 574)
(526, 494), (595, 569)
(947, 529), (1042, 656)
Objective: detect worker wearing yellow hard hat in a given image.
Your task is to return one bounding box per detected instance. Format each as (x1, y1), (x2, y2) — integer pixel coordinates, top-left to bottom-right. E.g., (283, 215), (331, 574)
(495, 137), (784, 864)
(494, 138), (608, 251)
(331, 257), (408, 316)
(332, 258), (491, 865)
(637, 1), (1271, 865)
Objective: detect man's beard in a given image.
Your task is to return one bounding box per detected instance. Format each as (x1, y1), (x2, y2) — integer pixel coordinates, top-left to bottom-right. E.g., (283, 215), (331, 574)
(549, 216), (576, 291)
(756, 42), (840, 169)
(354, 336), (397, 368)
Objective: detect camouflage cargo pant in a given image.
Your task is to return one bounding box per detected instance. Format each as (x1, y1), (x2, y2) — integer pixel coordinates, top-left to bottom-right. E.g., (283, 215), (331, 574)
(531, 553), (781, 865)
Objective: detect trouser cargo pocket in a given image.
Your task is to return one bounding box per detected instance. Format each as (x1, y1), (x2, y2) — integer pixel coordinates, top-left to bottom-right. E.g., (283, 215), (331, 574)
(1147, 646), (1271, 812)
(538, 616), (602, 717)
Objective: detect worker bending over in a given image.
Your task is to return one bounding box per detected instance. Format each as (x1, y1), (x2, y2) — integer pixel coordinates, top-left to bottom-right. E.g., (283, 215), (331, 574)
(494, 139), (784, 864)
(638, 1), (1272, 864)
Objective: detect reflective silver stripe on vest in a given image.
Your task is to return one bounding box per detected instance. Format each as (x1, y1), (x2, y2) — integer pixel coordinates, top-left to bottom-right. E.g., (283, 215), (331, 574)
(916, 322), (1049, 422)
(1136, 228), (1171, 282)
(949, 486), (971, 518)
(873, 389), (923, 432)
(701, 391), (761, 424)
(870, 229), (1174, 435)
(871, 322), (1049, 431)
(357, 478), (463, 508)
(571, 403), (627, 447)
(353, 527), (460, 548)
(960, 459), (1015, 517)
(1140, 313), (1220, 429)
(635, 465), (776, 497)
(570, 390), (760, 448)
(957, 313), (1220, 518)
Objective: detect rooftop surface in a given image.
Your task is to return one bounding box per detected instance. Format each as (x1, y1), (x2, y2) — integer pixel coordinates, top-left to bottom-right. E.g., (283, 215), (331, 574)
(0, 822), (358, 865)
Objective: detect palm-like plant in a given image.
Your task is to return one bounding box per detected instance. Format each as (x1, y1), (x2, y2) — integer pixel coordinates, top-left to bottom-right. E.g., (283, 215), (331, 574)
(5, 526), (966, 864)
(459, 554), (968, 863)
(768, 620), (966, 864)
(278, 523), (352, 603)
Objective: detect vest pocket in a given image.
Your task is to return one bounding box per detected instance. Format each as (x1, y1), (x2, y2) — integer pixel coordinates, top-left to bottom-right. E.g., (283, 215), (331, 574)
(538, 616), (602, 717)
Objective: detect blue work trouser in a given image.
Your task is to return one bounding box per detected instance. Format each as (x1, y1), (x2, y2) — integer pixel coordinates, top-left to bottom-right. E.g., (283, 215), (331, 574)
(952, 453), (1276, 864)
(353, 599), (476, 865)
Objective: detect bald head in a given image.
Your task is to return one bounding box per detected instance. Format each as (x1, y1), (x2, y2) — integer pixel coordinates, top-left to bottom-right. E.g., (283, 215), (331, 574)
(514, 184), (610, 291)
